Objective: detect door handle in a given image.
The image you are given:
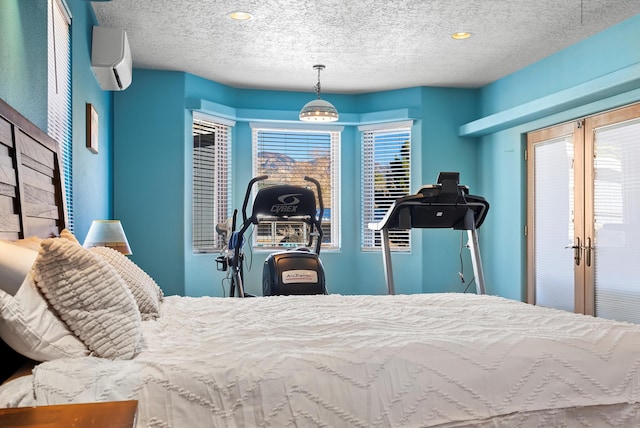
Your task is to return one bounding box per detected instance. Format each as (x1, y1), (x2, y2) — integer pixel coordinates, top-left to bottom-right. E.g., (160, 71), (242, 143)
(565, 237), (581, 266)
(585, 237), (592, 267)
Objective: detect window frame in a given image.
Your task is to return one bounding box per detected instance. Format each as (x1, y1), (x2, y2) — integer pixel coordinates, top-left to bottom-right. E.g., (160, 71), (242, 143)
(360, 121), (413, 252)
(251, 124), (342, 251)
(191, 113), (233, 254)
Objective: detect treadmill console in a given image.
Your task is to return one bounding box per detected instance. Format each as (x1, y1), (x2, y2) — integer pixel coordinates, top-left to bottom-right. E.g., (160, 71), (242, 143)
(370, 171), (489, 231)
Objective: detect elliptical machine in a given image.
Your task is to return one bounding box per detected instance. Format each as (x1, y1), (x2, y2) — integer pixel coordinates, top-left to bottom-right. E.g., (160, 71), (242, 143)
(217, 175), (326, 297)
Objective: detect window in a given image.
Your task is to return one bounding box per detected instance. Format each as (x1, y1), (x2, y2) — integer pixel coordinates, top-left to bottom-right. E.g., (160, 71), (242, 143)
(252, 125), (341, 250)
(361, 122), (412, 251)
(47, 0), (73, 230)
(192, 114), (232, 253)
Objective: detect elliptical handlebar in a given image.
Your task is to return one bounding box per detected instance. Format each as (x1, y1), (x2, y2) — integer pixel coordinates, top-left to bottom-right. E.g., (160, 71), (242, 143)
(304, 176), (324, 221)
(242, 175), (268, 223)
(304, 176), (324, 255)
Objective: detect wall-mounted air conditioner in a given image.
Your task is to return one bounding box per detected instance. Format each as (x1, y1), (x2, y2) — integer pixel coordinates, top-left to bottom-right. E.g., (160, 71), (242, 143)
(91, 26), (132, 91)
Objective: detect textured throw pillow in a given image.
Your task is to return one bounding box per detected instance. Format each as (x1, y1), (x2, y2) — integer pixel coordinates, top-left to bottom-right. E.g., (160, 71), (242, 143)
(33, 238), (142, 360)
(0, 273), (88, 361)
(90, 246), (162, 320)
(59, 228), (80, 244)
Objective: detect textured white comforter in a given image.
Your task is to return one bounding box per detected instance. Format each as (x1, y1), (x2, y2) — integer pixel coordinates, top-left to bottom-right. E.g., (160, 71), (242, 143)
(27, 293), (640, 427)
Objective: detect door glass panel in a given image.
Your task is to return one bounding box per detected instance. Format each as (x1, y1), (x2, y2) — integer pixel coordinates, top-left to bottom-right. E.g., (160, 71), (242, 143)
(533, 136), (575, 311)
(594, 118), (640, 323)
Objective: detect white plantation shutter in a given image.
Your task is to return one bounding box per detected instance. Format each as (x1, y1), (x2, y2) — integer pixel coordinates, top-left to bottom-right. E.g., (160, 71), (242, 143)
(361, 122), (412, 250)
(47, 0), (73, 230)
(252, 126), (341, 250)
(192, 115), (232, 253)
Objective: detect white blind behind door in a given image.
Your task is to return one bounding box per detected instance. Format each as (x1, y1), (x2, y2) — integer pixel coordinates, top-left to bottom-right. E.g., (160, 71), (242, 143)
(593, 118), (640, 323)
(533, 136), (575, 311)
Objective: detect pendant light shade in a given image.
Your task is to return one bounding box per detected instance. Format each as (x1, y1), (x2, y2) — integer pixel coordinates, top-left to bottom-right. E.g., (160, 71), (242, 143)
(299, 99), (339, 122)
(299, 65), (338, 122)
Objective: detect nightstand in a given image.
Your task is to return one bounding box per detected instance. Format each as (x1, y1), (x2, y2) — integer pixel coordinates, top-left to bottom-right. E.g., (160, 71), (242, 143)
(0, 400), (138, 427)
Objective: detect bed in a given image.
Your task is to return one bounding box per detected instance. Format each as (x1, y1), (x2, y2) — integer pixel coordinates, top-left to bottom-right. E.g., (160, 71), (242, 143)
(2, 97), (640, 427)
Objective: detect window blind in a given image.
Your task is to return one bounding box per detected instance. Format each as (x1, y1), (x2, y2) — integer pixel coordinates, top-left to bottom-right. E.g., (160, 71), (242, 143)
(361, 124), (411, 250)
(594, 118), (640, 323)
(252, 127), (340, 250)
(47, 0), (73, 230)
(532, 136), (575, 312)
(192, 116), (231, 253)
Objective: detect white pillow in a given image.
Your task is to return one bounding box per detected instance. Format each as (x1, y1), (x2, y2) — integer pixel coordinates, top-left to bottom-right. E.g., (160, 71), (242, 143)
(0, 272), (88, 361)
(90, 246), (162, 320)
(0, 241), (38, 296)
(33, 238), (142, 360)
(5, 236), (43, 251)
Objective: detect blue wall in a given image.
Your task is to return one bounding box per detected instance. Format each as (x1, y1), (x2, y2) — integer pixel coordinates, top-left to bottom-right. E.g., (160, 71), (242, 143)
(4, 1), (639, 301)
(114, 74), (479, 296)
(0, 0), (114, 240)
(0, 0), (48, 130)
(70, 0), (114, 240)
(113, 70), (187, 296)
(467, 13), (640, 300)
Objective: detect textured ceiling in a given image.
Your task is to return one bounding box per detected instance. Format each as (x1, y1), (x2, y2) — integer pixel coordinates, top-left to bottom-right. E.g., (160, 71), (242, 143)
(92, 1), (640, 94)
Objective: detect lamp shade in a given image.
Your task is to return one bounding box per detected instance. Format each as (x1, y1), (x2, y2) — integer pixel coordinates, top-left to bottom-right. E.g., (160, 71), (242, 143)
(299, 99), (339, 122)
(83, 220), (132, 255)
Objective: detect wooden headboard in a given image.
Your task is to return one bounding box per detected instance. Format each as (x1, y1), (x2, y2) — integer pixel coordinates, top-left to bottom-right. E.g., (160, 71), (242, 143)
(0, 96), (67, 383)
(0, 97), (66, 240)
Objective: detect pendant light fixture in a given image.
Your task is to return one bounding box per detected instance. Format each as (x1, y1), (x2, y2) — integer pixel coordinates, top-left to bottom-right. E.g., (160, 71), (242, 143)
(299, 64), (339, 122)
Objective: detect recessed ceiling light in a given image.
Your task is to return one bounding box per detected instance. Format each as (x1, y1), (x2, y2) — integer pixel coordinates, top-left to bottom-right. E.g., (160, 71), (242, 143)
(451, 32), (472, 40)
(227, 11), (254, 21)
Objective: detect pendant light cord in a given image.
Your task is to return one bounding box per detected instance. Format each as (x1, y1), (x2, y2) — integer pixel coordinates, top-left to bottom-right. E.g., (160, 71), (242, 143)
(313, 65), (325, 99)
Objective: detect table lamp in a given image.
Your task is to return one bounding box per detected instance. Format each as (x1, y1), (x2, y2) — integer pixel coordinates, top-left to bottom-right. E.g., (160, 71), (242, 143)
(83, 220), (132, 255)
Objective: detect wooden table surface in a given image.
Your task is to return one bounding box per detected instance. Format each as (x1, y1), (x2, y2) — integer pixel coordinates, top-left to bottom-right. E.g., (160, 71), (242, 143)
(0, 400), (138, 428)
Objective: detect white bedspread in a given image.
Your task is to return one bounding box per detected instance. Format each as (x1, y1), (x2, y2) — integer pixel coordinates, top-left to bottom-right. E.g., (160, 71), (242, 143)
(29, 293), (640, 427)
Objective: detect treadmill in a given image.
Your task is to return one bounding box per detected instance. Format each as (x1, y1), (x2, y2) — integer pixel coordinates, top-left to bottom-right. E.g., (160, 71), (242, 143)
(367, 172), (489, 295)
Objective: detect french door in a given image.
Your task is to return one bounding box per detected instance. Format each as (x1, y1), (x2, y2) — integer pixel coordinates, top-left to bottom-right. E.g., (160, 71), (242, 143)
(527, 102), (640, 322)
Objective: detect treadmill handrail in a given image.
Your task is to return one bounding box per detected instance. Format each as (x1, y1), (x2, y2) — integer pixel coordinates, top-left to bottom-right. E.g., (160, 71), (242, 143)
(367, 194), (423, 231)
